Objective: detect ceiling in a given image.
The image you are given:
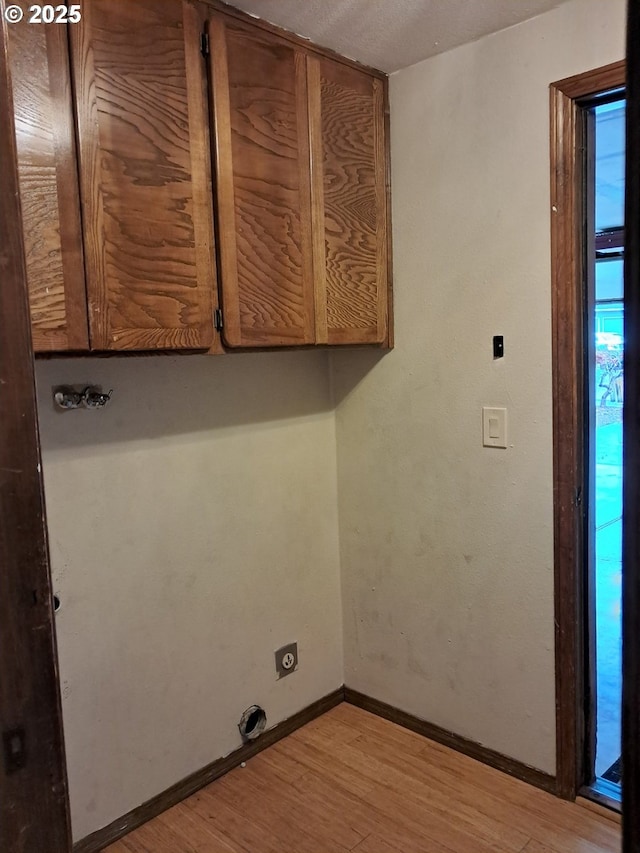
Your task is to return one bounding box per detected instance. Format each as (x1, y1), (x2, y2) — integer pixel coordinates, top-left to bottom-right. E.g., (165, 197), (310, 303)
(221, 0), (573, 73)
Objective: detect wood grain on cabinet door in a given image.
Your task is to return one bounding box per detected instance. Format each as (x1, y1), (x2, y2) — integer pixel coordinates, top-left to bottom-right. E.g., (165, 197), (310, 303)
(308, 58), (389, 345)
(71, 0), (214, 351)
(208, 17), (315, 348)
(7, 22), (89, 352)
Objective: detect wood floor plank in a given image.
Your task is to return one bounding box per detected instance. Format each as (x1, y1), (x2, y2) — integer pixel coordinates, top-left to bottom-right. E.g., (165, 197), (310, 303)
(352, 833), (407, 853)
(290, 724), (525, 853)
(209, 767), (350, 853)
(247, 744), (309, 784)
(293, 769), (392, 840)
(326, 702), (431, 752)
(156, 803), (241, 852)
(345, 753), (521, 853)
(348, 734), (529, 850)
(271, 735), (378, 799)
(295, 771), (460, 853)
(227, 757), (366, 850)
(352, 730), (619, 853)
(183, 789), (284, 853)
(290, 712), (365, 747)
(414, 740), (620, 851)
(576, 797), (621, 825)
(116, 811), (214, 853)
(523, 841), (563, 853)
(105, 704), (621, 853)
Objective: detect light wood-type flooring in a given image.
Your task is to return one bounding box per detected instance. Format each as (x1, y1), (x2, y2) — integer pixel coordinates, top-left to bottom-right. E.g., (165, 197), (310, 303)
(106, 703), (621, 853)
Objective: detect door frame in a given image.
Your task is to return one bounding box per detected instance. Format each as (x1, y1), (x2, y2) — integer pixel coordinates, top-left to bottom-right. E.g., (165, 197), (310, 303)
(550, 59), (626, 801)
(0, 6), (71, 851)
(623, 0), (640, 846)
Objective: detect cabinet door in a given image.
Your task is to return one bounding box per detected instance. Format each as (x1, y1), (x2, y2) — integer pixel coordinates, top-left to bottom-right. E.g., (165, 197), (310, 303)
(8, 22), (89, 353)
(71, 0), (215, 351)
(208, 16), (316, 348)
(308, 58), (389, 345)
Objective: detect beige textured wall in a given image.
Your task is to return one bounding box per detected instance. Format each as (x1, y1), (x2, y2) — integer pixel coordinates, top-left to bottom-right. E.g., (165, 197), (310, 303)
(332, 0), (626, 775)
(36, 352), (343, 841)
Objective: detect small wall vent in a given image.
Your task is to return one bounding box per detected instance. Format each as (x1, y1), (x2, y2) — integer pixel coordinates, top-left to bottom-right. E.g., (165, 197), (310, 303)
(238, 705), (266, 741)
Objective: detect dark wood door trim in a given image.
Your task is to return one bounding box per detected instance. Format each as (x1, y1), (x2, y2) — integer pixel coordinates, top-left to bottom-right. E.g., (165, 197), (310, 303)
(623, 2), (640, 849)
(0, 6), (71, 850)
(550, 59), (625, 801)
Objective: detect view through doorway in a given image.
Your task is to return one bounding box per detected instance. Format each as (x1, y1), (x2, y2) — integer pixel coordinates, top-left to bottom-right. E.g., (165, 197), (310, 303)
(592, 97), (624, 796)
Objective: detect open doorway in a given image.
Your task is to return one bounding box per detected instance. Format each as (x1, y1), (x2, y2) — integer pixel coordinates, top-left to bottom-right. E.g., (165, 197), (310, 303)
(592, 97), (624, 797)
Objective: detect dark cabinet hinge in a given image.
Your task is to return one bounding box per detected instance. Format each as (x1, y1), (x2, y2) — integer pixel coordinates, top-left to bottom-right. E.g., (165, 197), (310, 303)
(575, 486), (583, 507)
(201, 32), (209, 58)
(3, 727), (26, 774)
(214, 308), (223, 332)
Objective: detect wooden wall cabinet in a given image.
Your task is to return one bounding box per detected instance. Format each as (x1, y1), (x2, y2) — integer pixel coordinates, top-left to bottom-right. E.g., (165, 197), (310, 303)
(208, 16), (316, 348)
(8, 20), (89, 353)
(207, 12), (391, 349)
(10, 0), (216, 354)
(71, 0), (216, 351)
(308, 58), (389, 346)
(9, 1), (391, 354)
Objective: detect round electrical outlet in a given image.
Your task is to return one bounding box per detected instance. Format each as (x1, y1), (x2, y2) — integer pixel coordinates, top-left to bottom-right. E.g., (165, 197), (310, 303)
(275, 643), (298, 678)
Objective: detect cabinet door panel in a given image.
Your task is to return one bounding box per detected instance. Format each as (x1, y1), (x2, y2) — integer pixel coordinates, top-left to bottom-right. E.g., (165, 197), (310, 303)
(8, 22), (88, 353)
(71, 0), (214, 351)
(309, 58), (389, 345)
(209, 17), (315, 347)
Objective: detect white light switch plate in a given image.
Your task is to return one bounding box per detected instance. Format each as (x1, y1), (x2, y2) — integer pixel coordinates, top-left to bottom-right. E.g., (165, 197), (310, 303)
(482, 407), (507, 448)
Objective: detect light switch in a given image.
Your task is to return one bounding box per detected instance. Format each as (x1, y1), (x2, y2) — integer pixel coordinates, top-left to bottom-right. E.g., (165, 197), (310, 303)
(482, 407), (507, 448)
